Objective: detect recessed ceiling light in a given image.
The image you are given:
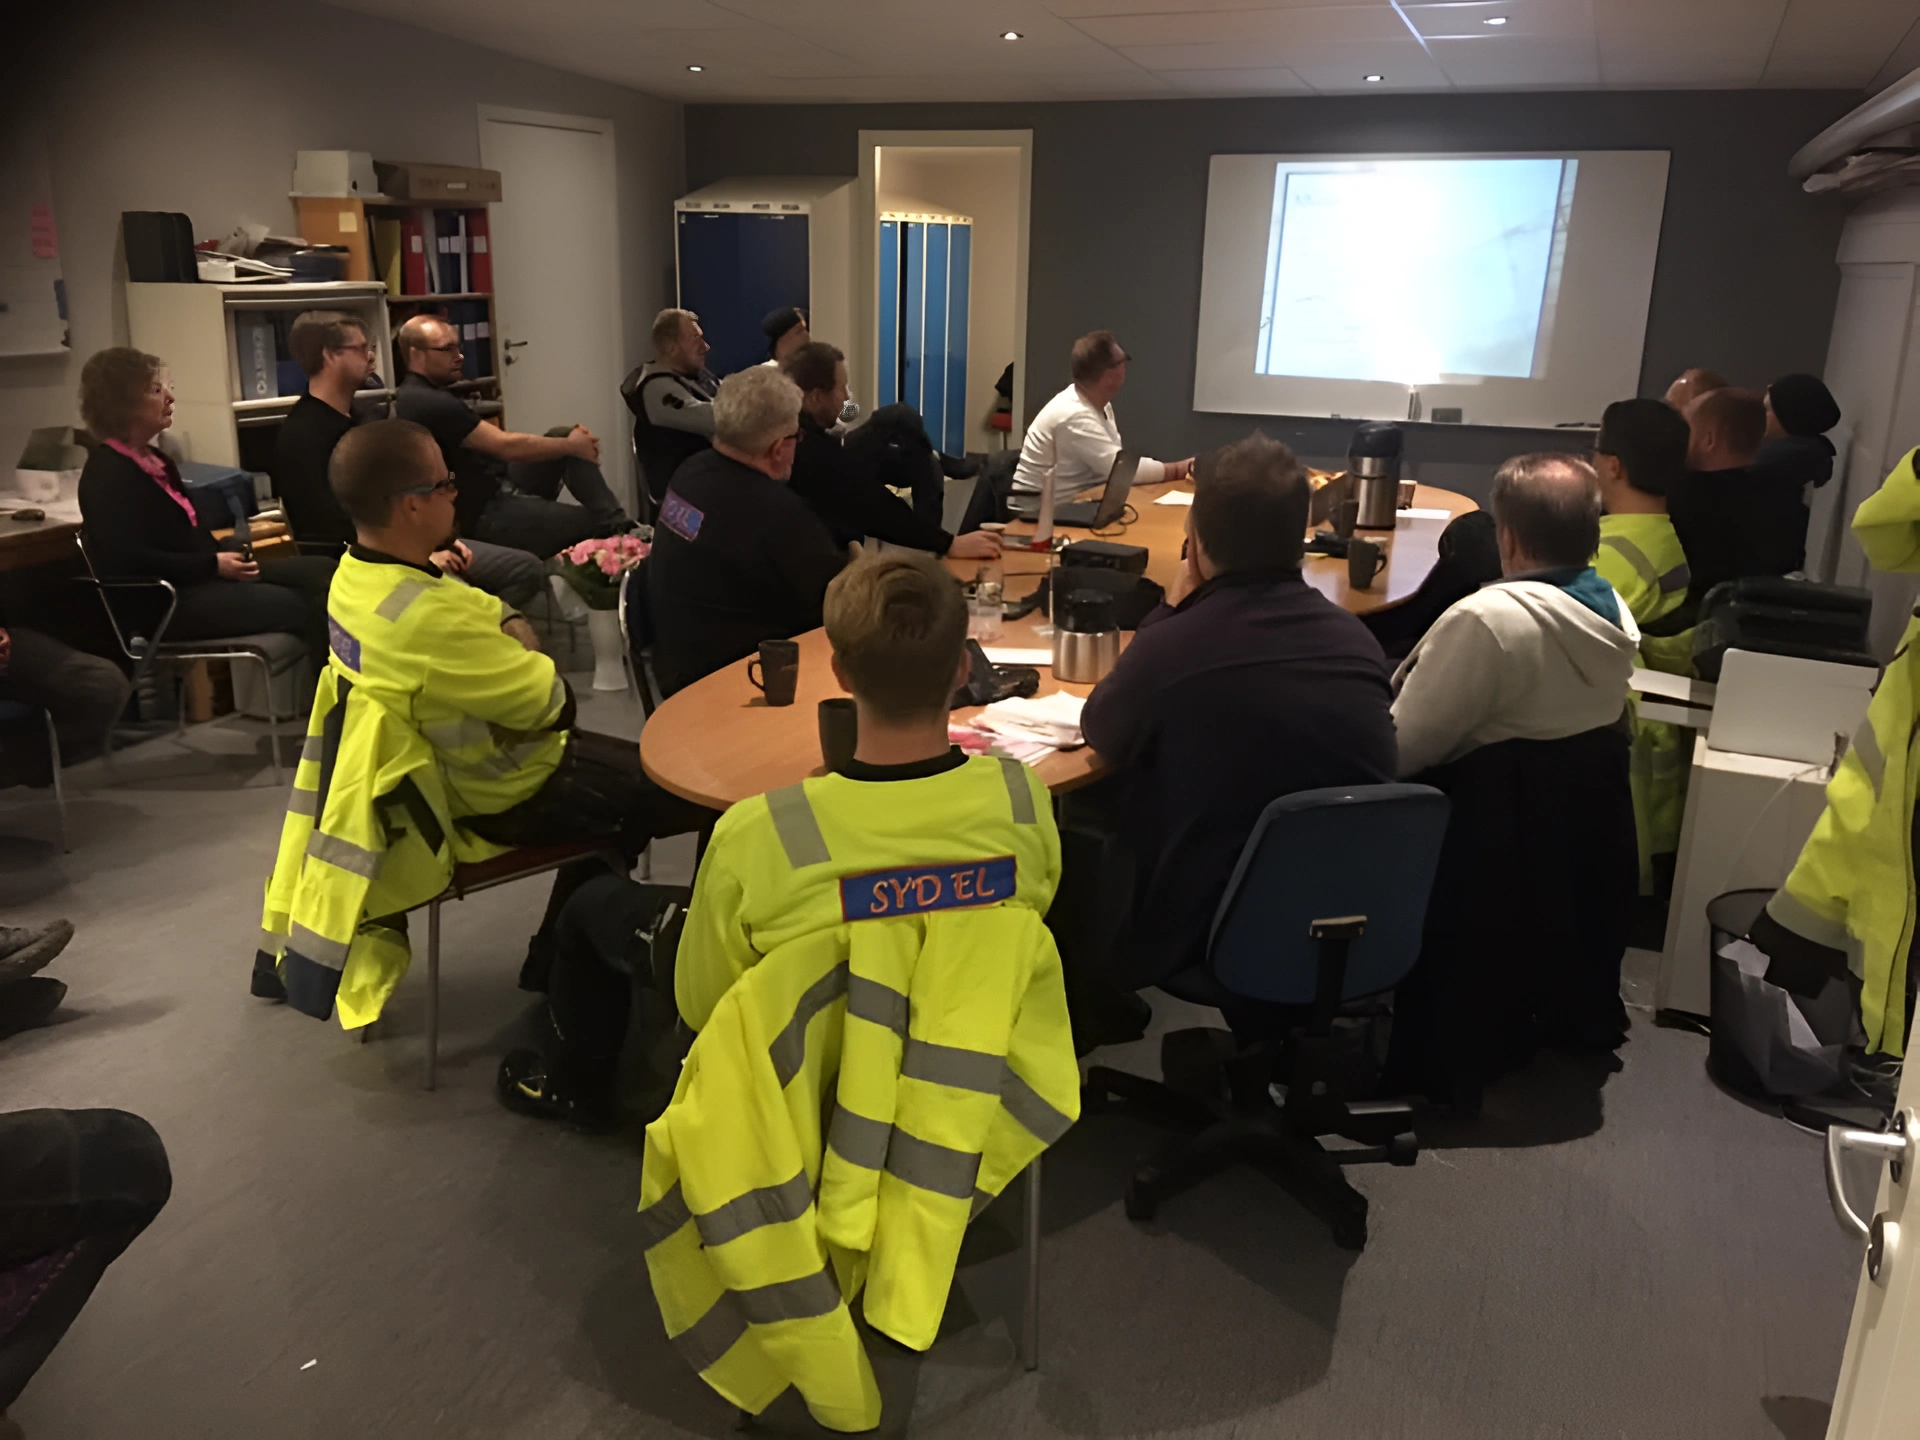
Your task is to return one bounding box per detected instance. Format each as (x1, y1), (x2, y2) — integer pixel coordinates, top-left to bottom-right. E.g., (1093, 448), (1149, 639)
(1364, 73), (1383, 82)
(1483, 14), (1508, 23)
(1002, 30), (1023, 40)
(687, 64), (704, 72)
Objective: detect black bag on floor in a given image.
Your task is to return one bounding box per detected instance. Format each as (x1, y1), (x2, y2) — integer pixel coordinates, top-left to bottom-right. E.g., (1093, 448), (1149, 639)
(1691, 577), (1875, 681)
(1706, 889), (1855, 1100)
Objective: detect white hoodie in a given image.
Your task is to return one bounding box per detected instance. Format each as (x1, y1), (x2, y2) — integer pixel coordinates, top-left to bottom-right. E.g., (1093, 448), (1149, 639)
(1390, 579), (1641, 777)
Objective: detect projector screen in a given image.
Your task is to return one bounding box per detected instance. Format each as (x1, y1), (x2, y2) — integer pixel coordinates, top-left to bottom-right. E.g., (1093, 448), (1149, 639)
(1195, 151), (1670, 431)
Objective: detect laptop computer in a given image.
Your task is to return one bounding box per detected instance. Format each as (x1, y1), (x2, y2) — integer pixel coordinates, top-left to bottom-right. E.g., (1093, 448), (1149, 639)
(1009, 450), (1140, 528)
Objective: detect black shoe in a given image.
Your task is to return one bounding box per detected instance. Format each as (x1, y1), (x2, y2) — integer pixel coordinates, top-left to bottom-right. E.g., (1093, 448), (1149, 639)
(497, 1048), (616, 1133)
(0, 977), (67, 1040)
(0, 920), (74, 986)
(1072, 990), (1153, 1056)
(250, 950), (287, 1002)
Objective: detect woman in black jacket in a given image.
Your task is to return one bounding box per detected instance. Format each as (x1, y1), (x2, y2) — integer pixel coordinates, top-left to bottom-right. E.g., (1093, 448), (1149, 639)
(76, 348), (334, 656)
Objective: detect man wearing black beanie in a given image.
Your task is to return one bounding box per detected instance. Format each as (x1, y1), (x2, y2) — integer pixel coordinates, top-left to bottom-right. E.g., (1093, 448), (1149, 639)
(1755, 372), (1842, 491)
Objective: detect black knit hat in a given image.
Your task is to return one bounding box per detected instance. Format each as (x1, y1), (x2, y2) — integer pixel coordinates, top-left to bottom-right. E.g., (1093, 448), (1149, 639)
(761, 306), (808, 347)
(1766, 373), (1841, 437)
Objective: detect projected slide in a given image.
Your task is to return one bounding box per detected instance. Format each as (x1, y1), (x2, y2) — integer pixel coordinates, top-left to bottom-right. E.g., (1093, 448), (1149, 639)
(1256, 158), (1576, 384)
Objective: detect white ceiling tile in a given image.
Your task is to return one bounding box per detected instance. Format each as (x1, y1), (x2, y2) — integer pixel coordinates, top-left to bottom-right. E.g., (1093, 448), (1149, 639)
(1427, 35), (1600, 85)
(1867, 16), (1920, 91)
(1041, 70), (1181, 94)
(1042, 0), (1372, 13)
(1290, 43), (1455, 88)
(1119, 39), (1321, 67)
(1160, 65), (1315, 91)
(1073, 5), (1411, 48)
(1761, 0), (1920, 86)
(1402, 0), (1593, 42)
(1593, 0), (1785, 86)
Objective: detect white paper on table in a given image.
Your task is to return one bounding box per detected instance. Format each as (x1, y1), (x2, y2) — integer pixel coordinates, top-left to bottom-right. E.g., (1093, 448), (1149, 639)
(1399, 507), (1451, 520)
(1154, 490), (1195, 506)
(983, 647), (1052, 666)
(976, 690), (1087, 749)
(949, 723), (1053, 764)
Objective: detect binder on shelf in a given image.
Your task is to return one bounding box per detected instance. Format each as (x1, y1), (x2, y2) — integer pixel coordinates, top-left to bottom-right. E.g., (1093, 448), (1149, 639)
(466, 208), (492, 293)
(235, 313), (277, 400)
(475, 313), (493, 376)
(373, 217), (402, 297)
(454, 211), (470, 295)
(401, 211), (428, 295)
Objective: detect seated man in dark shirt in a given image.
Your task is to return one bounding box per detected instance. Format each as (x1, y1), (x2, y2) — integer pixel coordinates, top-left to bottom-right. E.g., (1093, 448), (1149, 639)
(392, 314), (632, 561)
(781, 341), (1001, 562)
(275, 311), (544, 608)
(1067, 433), (1399, 1040)
(1753, 371), (1842, 493)
(646, 366), (850, 695)
(1669, 385), (1808, 596)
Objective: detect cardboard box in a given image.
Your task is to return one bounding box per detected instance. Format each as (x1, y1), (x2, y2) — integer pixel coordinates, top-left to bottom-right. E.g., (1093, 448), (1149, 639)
(292, 150), (383, 199)
(374, 161), (502, 205)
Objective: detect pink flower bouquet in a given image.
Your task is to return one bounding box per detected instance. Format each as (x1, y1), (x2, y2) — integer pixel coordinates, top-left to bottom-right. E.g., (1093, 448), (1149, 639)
(553, 533), (650, 610)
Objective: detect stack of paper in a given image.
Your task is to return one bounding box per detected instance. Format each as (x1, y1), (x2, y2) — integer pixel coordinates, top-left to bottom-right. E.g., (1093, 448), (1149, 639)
(976, 691), (1086, 749)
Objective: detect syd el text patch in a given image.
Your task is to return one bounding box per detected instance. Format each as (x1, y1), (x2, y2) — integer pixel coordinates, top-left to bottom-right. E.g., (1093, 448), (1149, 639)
(839, 857), (1017, 922)
(660, 491), (704, 541)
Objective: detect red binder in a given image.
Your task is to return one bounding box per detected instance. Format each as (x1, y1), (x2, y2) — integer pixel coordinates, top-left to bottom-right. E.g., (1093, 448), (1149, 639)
(466, 208), (493, 293)
(401, 211), (429, 295)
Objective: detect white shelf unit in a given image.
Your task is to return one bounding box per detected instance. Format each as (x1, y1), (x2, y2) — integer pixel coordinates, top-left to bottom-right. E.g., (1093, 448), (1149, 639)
(125, 281), (395, 467)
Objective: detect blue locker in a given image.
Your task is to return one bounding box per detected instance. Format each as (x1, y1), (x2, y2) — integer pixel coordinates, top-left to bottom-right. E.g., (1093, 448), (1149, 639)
(921, 223), (949, 454)
(676, 211), (810, 377)
(902, 223), (925, 415)
(943, 225), (971, 455)
(878, 221), (899, 408)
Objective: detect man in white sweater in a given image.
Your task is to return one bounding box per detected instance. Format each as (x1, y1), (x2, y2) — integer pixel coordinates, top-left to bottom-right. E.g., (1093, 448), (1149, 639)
(1013, 330), (1192, 501)
(1392, 453), (1639, 776)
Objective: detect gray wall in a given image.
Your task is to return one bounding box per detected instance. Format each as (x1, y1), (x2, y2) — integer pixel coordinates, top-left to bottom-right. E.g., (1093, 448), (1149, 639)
(0, 0), (683, 478)
(688, 90), (1859, 497)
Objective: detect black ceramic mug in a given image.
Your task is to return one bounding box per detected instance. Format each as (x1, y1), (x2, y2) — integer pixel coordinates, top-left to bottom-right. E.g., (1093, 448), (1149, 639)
(819, 697), (858, 773)
(1347, 536), (1387, 590)
(747, 638), (800, 706)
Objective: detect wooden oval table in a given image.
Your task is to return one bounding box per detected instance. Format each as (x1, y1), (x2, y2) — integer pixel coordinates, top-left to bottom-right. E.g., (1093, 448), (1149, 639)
(639, 479), (1476, 810)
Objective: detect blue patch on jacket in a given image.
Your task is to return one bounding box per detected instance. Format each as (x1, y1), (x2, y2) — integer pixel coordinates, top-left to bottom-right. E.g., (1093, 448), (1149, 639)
(328, 616), (361, 670)
(839, 857), (1017, 921)
(660, 491), (704, 542)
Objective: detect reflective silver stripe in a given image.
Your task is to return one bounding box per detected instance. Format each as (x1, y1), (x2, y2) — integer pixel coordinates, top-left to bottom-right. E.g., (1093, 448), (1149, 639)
(1852, 717), (1886, 799)
(1599, 534), (1658, 588)
(286, 786), (318, 817)
(547, 674), (566, 719)
(999, 757), (1036, 825)
(258, 927), (287, 955)
(1000, 1065), (1075, 1144)
(884, 1130), (981, 1200)
(969, 1189), (996, 1220)
(1657, 563), (1690, 595)
(422, 717), (491, 750)
(734, 1266), (842, 1325)
(302, 734), (325, 763)
(828, 1106), (893, 1170)
(765, 784), (831, 868)
(903, 1038), (1005, 1094)
(1766, 887), (1853, 955)
(636, 1181), (693, 1249)
(288, 923), (349, 967)
(306, 831), (381, 879)
(846, 974), (909, 1039)
(671, 1296), (749, 1373)
(374, 578), (430, 621)
(694, 1170), (814, 1248)
(768, 964), (849, 1087)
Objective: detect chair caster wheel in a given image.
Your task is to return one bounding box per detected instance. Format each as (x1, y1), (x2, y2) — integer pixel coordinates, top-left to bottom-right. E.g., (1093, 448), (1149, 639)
(1123, 1175), (1159, 1222)
(1331, 1214), (1368, 1251)
(1387, 1133), (1419, 1167)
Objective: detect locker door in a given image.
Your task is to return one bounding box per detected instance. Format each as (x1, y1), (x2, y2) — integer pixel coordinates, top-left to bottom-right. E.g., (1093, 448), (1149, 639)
(902, 222), (926, 413)
(944, 223), (972, 455)
(878, 220), (900, 408)
(676, 212), (809, 378)
(922, 223), (950, 453)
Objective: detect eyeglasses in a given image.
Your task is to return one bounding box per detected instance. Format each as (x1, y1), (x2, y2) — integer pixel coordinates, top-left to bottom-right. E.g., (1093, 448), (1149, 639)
(400, 474), (459, 499)
(422, 342), (463, 356)
(334, 342), (372, 357)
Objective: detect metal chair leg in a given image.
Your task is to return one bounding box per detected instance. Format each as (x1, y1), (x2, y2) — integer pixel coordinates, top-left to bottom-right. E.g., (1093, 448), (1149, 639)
(43, 711), (68, 853)
(1021, 1157), (1042, 1372)
(425, 898), (441, 1091)
(259, 656), (283, 785)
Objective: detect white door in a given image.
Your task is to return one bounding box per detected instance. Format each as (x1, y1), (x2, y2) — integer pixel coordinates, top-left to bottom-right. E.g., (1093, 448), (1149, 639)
(1823, 1067), (1920, 1436)
(478, 108), (631, 513)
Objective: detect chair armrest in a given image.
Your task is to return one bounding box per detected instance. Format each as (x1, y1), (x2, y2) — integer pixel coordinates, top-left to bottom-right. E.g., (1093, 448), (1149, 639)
(72, 575), (180, 661)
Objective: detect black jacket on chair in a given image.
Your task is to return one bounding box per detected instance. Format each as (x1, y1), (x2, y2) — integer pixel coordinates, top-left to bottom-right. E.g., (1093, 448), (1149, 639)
(1384, 725), (1638, 1106)
(77, 443), (218, 586)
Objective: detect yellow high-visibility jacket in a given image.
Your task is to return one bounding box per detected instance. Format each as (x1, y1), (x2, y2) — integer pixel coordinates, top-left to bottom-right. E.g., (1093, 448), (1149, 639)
(1767, 449), (1920, 1054)
(258, 669), (503, 1025)
(257, 549), (569, 1026)
(1594, 511), (1693, 891)
(638, 905), (1079, 1432)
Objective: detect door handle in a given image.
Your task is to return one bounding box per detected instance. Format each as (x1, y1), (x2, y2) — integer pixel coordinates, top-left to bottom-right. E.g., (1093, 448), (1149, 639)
(1827, 1114), (1911, 1239)
(503, 339), (528, 367)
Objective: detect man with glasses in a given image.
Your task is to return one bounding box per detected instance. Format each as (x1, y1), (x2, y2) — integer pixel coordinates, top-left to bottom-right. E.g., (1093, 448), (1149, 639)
(276, 312), (545, 608)
(393, 314), (634, 563)
(646, 367), (849, 695)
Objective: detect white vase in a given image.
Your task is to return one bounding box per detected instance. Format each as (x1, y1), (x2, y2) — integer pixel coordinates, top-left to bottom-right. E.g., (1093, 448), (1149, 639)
(585, 607), (628, 692)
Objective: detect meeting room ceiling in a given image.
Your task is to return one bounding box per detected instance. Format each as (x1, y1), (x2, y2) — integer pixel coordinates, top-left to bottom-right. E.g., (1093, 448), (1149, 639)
(324, 0), (1920, 102)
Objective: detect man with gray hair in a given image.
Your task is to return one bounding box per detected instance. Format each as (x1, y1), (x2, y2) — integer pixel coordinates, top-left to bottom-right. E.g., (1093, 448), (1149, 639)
(1391, 453), (1640, 776)
(622, 307), (719, 509)
(645, 366), (848, 695)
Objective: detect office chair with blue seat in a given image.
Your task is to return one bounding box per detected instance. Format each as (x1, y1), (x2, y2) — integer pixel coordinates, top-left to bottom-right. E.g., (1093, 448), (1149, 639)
(1084, 783), (1450, 1250)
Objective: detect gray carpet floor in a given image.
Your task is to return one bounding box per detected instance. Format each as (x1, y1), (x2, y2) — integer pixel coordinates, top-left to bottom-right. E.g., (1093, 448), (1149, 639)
(0, 660), (1863, 1439)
